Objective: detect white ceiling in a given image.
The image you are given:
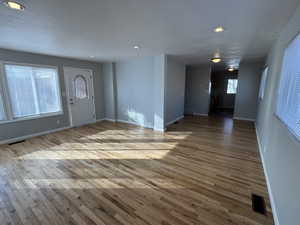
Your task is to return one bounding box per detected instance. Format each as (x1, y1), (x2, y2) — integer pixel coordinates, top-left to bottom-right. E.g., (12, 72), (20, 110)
(0, 0), (299, 68)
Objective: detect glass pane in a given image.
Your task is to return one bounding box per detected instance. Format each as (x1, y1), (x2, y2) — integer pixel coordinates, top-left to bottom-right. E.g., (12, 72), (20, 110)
(34, 68), (61, 114)
(5, 64), (62, 119)
(5, 65), (38, 118)
(75, 75), (88, 99)
(227, 79), (238, 94)
(0, 94), (5, 120)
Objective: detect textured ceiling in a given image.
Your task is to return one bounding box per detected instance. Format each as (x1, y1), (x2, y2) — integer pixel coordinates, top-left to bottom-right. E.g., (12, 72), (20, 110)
(0, 0), (299, 68)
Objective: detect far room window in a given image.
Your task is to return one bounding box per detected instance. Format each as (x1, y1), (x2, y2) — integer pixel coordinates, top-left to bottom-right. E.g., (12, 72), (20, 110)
(4, 64), (62, 119)
(276, 33), (300, 140)
(227, 79), (238, 94)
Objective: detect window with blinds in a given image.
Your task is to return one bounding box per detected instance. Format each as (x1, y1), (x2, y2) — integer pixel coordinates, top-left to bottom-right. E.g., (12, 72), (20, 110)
(276, 33), (300, 140)
(4, 64), (62, 119)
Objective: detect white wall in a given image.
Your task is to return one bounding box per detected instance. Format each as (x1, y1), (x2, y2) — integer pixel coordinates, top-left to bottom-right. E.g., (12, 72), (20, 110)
(185, 65), (211, 115)
(153, 55), (167, 131)
(165, 57), (186, 124)
(114, 57), (154, 128)
(256, 4), (300, 225)
(234, 61), (263, 121)
(102, 55), (185, 130)
(103, 63), (116, 121)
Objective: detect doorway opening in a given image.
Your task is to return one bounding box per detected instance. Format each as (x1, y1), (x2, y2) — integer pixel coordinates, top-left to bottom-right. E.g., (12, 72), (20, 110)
(209, 69), (239, 118)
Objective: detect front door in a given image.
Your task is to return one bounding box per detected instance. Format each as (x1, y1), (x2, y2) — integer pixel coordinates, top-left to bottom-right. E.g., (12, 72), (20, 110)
(64, 67), (96, 127)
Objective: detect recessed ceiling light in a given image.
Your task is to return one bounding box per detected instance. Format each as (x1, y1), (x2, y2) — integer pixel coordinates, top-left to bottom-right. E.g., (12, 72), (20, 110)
(228, 67), (235, 72)
(3, 1), (25, 11)
(211, 57), (221, 63)
(133, 45), (140, 49)
(214, 26), (224, 33)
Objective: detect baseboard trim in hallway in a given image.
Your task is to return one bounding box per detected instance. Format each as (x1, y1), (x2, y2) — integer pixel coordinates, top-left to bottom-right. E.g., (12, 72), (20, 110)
(192, 112), (209, 116)
(166, 115), (184, 126)
(234, 117), (256, 122)
(255, 125), (280, 225)
(99, 118), (154, 129)
(116, 119), (153, 129)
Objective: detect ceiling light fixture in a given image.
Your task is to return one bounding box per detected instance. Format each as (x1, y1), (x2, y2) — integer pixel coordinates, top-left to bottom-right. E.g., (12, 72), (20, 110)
(228, 67), (235, 72)
(3, 1), (25, 11)
(214, 26), (224, 33)
(211, 57), (221, 63)
(133, 45), (140, 49)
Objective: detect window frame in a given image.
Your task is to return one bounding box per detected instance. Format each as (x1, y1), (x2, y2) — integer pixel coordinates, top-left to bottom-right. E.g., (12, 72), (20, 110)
(275, 32), (300, 142)
(226, 78), (238, 95)
(0, 61), (63, 125)
(0, 74), (8, 121)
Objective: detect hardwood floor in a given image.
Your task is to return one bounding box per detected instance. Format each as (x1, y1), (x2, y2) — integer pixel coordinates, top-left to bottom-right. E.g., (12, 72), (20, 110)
(0, 116), (274, 225)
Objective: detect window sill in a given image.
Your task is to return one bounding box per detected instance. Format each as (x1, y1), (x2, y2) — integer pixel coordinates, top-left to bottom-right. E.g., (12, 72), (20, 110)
(0, 111), (64, 125)
(273, 113), (300, 145)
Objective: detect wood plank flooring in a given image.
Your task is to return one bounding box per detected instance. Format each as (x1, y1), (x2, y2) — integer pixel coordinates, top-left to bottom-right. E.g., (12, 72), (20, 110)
(0, 116), (274, 225)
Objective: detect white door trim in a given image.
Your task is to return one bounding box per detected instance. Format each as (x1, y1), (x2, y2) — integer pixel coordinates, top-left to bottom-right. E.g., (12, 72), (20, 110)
(63, 66), (96, 127)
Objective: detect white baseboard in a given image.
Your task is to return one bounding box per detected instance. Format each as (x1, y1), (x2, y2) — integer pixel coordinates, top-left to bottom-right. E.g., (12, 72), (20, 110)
(153, 127), (166, 132)
(0, 126), (71, 145)
(106, 118), (117, 122)
(255, 125), (280, 225)
(166, 115), (184, 126)
(193, 113), (208, 116)
(98, 118), (116, 122)
(234, 116), (256, 122)
(100, 118), (155, 130)
(117, 119), (153, 129)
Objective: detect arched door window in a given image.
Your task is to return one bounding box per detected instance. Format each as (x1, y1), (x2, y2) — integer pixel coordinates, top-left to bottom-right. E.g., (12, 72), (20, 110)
(74, 75), (88, 99)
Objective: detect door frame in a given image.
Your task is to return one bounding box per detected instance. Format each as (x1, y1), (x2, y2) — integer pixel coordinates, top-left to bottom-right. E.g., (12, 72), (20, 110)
(63, 66), (96, 127)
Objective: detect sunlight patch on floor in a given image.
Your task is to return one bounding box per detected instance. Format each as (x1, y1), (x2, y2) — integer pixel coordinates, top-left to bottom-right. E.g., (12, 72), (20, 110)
(18, 150), (171, 160)
(43, 142), (178, 150)
(11, 177), (184, 190)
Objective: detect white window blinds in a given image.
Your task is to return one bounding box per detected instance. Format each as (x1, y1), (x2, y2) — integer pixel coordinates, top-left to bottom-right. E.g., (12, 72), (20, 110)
(4, 64), (62, 118)
(276, 33), (300, 140)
